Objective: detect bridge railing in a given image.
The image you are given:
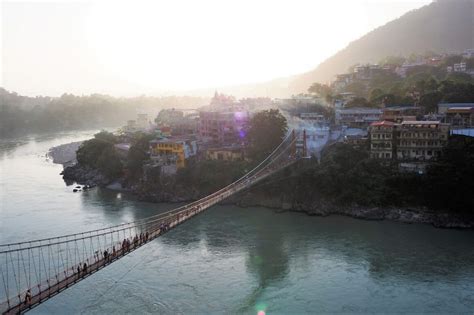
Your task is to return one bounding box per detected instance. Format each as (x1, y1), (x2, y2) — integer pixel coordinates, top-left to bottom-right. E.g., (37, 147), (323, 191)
(0, 130), (301, 314)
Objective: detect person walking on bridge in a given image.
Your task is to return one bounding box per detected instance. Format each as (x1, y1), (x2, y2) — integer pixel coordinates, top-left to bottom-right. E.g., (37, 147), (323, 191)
(82, 262), (88, 275)
(24, 289), (32, 305)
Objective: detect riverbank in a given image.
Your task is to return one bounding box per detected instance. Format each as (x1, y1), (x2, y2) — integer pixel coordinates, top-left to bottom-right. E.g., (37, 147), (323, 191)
(58, 163), (474, 229)
(55, 135), (474, 230)
(48, 141), (83, 166)
(226, 190), (474, 229)
(5, 132), (474, 314)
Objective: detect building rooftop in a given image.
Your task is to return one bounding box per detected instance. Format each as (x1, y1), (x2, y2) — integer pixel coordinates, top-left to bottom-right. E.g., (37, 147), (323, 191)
(383, 105), (421, 111)
(337, 107), (383, 114)
(150, 136), (195, 144)
(438, 103), (474, 107)
(370, 121), (395, 127)
(447, 107), (474, 113)
(401, 121), (440, 125)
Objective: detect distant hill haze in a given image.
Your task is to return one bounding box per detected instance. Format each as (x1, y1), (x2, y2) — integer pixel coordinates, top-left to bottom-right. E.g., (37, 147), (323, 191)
(209, 0), (474, 98)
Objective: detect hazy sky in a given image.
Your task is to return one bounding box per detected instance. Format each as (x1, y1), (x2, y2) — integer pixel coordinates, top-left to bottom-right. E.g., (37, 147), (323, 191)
(2, 0), (430, 97)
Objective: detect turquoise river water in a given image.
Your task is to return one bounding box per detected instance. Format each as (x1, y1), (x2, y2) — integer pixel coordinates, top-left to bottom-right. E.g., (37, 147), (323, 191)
(0, 131), (473, 314)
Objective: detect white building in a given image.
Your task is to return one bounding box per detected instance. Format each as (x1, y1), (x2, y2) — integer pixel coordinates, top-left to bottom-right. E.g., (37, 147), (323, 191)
(335, 107), (383, 128)
(453, 62), (467, 73)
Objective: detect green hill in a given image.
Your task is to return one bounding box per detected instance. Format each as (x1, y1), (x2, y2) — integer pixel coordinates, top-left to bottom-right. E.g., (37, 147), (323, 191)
(287, 0), (474, 94)
(190, 0), (473, 98)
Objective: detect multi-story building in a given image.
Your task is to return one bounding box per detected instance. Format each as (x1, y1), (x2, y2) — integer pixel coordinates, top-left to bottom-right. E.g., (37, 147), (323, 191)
(199, 110), (249, 145)
(300, 113), (327, 124)
(343, 134), (368, 148)
(369, 121), (395, 159)
(394, 60), (427, 78)
(445, 107), (474, 128)
(149, 137), (197, 169)
(335, 107), (383, 128)
(332, 74), (353, 92)
(437, 103), (474, 114)
(198, 92), (250, 145)
(453, 62), (467, 73)
(396, 121), (449, 161)
(463, 48), (474, 58)
(353, 64), (382, 80)
(382, 106), (421, 122)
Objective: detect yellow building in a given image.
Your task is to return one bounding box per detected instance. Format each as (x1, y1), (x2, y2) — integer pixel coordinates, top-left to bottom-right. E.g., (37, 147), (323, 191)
(149, 138), (197, 168)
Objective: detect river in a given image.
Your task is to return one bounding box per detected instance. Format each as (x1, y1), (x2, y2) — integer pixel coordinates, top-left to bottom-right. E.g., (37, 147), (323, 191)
(0, 131), (473, 314)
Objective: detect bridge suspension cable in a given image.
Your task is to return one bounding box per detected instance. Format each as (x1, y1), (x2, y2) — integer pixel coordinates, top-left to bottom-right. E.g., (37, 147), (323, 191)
(0, 130), (302, 314)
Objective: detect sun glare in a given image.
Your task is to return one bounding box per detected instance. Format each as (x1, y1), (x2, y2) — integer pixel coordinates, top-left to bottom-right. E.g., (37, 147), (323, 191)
(84, 0), (375, 91)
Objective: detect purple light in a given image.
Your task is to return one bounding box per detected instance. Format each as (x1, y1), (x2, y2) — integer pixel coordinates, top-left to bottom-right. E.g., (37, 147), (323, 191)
(239, 129), (246, 139)
(234, 111), (248, 121)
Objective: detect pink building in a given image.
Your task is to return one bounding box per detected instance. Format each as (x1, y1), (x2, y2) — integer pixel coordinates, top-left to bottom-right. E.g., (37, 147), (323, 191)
(199, 92), (249, 144)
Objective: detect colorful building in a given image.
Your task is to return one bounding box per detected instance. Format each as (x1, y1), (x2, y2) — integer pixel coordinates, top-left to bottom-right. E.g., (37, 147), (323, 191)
(149, 137), (197, 168)
(198, 92), (250, 145)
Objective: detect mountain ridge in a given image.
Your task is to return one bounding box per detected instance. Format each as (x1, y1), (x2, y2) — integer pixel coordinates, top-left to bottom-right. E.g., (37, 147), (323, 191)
(206, 0), (473, 98)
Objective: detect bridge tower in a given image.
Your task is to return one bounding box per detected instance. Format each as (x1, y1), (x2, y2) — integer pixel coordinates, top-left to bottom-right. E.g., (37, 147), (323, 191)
(291, 130), (297, 157)
(303, 129), (307, 157)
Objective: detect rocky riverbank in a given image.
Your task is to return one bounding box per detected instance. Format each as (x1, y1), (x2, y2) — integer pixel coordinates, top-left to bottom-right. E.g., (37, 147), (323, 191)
(61, 164), (110, 187)
(226, 190), (474, 229)
(48, 141), (83, 165)
(128, 182), (474, 229)
(59, 159), (474, 229)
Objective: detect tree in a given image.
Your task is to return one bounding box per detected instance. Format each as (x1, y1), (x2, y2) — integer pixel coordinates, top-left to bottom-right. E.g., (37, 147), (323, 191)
(378, 55), (405, 67)
(308, 83), (333, 103)
(445, 72), (473, 84)
(97, 146), (123, 179)
(94, 131), (118, 144)
(369, 88), (385, 103)
(344, 81), (367, 97)
(76, 131), (123, 180)
(127, 133), (153, 179)
(424, 135), (474, 213)
(344, 97), (372, 108)
(419, 91), (442, 113)
(246, 109), (288, 162)
(440, 55), (463, 68)
(439, 80), (474, 103)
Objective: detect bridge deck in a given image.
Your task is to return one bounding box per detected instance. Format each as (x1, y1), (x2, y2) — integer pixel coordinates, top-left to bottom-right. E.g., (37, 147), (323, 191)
(1, 137), (299, 314)
(3, 208), (200, 315)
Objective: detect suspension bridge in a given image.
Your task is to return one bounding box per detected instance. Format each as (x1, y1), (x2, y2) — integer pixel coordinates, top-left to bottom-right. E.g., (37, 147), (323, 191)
(0, 130), (308, 314)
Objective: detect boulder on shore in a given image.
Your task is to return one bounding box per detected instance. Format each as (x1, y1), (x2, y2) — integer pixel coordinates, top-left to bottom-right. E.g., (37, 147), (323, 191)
(61, 164), (110, 187)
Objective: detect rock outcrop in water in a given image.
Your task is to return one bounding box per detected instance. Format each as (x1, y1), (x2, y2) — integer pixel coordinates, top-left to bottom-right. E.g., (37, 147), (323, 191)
(61, 164), (110, 187)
